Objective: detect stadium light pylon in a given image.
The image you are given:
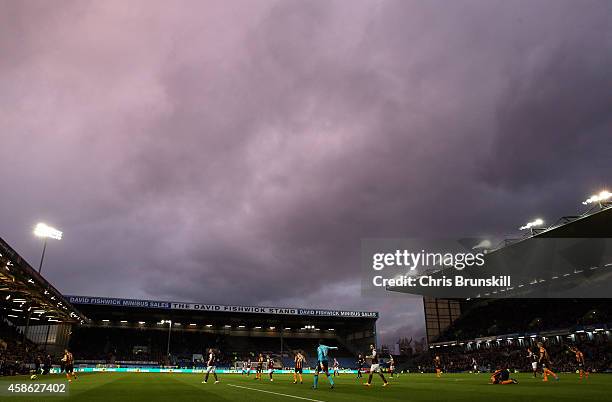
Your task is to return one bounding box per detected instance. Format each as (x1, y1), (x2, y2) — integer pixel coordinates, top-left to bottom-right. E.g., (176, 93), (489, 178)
(33, 223), (63, 274)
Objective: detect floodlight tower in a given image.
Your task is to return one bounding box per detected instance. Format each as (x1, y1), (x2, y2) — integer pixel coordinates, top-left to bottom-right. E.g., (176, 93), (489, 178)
(33, 223), (63, 274)
(161, 320), (172, 358)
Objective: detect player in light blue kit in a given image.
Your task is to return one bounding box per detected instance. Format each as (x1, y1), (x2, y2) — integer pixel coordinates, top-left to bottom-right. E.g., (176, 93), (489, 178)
(313, 340), (338, 389)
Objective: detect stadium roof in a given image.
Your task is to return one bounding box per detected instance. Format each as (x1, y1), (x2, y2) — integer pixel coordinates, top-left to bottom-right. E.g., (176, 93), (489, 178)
(388, 204), (612, 298)
(0, 236), (88, 325)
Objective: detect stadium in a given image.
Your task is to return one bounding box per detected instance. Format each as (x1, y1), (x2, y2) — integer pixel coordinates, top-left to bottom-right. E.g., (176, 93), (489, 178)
(2, 1), (612, 401)
(2, 202), (612, 401)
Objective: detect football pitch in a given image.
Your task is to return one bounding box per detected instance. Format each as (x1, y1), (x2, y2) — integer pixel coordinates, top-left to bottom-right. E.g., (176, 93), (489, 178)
(2, 372), (611, 402)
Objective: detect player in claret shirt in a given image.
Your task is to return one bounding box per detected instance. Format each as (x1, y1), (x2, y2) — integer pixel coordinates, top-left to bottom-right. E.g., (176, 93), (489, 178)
(527, 348), (539, 378)
(364, 344), (388, 387)
(267, 355), (275, 382)
(333, 358), (340, 377)
(434, 355), (442, 378)
(388, 355), (396, 379)
(202, 348), (220, 384)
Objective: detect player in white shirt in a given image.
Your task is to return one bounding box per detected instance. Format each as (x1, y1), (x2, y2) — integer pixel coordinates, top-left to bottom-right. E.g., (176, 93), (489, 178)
(246, 358), (252, 376)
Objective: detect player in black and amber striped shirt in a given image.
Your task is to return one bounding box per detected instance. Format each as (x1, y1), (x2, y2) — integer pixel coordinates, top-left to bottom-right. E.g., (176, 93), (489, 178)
(293, 351), (306, 384)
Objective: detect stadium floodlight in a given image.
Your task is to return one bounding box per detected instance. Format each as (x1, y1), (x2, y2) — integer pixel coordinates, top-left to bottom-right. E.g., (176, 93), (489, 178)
(582, 190), (612, 206)
(33, 223), (62, 274)
(34, 223), (63, 240)
(519, 218), (544, 231)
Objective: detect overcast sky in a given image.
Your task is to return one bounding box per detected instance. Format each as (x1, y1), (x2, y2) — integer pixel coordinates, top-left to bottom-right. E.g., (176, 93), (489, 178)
(1, 0), (611, 345)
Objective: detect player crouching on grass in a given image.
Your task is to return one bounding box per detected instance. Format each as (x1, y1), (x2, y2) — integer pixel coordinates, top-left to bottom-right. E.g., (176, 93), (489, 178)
(202, 348), (220, 384)
(364, 344), (389, 387)
(489, 367), (518, 385)
(313, 340), (337, 389)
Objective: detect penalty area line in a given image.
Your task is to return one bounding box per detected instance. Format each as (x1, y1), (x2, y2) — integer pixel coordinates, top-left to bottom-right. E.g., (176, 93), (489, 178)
(226, 384), (327, 402)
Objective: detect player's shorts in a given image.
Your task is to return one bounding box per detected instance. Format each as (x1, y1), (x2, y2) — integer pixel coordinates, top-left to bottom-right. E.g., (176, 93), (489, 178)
(370, 364), (380, 373)
(316, 361), (329, 374)
(257, 365), (263, 372)
(294, 367), (303, 373)
(577, 362), (584, 368)
(206, 366), (216, 373)
(390, 365), (395, 371)
(268, 368), (274, 374)
(531, 362), (538, 370)
(65, 364), (74, 373)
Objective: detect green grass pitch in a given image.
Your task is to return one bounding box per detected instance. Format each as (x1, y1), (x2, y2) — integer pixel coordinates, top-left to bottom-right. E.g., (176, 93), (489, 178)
(2, 372), (611, 401)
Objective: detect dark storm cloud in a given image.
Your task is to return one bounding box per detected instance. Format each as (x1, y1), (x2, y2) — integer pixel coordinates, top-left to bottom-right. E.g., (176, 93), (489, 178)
(1, 0), (610, 344)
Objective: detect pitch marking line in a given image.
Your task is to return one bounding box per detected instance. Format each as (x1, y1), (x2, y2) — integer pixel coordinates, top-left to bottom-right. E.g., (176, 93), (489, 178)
(226, 384), (327, 402)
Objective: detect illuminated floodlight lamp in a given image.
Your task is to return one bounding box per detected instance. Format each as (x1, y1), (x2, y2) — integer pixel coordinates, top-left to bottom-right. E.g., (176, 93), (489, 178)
(582, 190), (612, 205)
(519, 218), (544, 231)
(34, 223), (63, 240)
(34, 223), (63, 274)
